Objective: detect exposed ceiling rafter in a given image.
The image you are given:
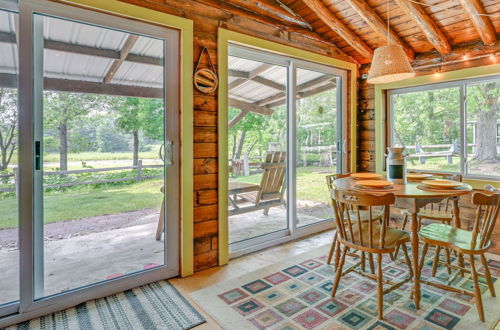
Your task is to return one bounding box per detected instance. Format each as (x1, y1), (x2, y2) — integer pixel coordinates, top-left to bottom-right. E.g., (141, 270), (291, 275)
(103, 34), (139, 84)
(393, 0), (451, 55)
(344, 0), (415, 60)
(459, 0), (496, 46)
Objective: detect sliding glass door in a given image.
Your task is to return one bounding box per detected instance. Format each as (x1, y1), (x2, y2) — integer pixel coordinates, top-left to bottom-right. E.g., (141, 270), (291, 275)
(227, 45), (347, 255)
(1, 0), (180, 322)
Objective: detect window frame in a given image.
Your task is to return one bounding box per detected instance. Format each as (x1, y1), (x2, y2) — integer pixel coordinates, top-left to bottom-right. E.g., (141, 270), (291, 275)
(387, 74), (500, 181)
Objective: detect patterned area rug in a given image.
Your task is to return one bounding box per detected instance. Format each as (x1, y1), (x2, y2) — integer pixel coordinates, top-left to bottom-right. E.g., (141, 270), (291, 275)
(191, 246), (500, 329)
(8, 280), (205, 330)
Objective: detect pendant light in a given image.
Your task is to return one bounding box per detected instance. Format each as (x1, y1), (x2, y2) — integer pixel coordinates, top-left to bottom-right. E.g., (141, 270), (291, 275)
(367, 0), (415, 84)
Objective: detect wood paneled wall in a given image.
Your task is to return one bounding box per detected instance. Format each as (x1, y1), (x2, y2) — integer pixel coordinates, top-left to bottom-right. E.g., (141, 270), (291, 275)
(357, 58), (500, 254)
(118, 0), (355, 271)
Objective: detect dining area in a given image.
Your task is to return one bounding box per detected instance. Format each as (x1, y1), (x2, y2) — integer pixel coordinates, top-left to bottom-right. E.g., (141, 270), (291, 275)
(326, 157), (499, 324)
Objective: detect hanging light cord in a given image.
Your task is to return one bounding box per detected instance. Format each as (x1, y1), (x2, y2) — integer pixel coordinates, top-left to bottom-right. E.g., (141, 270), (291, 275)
(407, 0), (499, 18)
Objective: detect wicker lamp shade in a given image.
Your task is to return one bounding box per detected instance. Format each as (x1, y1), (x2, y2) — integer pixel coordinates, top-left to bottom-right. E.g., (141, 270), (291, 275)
(367, 45), (415, 84)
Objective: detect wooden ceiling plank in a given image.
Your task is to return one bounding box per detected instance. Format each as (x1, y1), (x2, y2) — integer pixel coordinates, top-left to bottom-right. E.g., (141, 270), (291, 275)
(458, 0), (496, 45)
(344, 0), (415, 60)
(103, 34), (139, 84)
(228, 0), (312, 29)
(393, 0), (451, 54)
(302, 0), (374, 60)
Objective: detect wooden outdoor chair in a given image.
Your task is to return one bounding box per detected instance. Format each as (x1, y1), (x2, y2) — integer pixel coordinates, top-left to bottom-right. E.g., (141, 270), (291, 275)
(393, 172), (462, 265)
(156, 186), (165, 240)
(418, 191), (500, 322)
(330, 188), (412, 320)
(325, 174), (383, 274)
(229, 151), (286, 216)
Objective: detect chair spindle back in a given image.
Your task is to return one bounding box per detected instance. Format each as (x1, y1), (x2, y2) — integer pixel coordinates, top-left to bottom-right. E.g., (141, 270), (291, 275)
(470, 192), (500, 250)
(331, 189), (394, 249)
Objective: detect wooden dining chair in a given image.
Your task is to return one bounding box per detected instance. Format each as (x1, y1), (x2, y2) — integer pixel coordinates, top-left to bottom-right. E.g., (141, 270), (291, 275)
(418, 191), (500, 322)
(325, 174), (383, 274)
(393, 172), (462, 267)
(330, 188), (412, 320)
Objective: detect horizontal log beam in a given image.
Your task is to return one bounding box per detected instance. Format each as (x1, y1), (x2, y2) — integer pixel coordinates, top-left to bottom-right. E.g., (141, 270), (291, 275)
(393, 0), (451, 55)
(459, 0), (496, 46)
(228, 0), (311, 29)
(0, 73), (162, 98)
(267, 82), (337, 108)
(302, 0), (373, 60)
(345, 0), (415, 60)
(0, 31), (162, 66)
(229, 69), (286, 91)
(229, 98), (273, 116)
(229, 63), (273, 90)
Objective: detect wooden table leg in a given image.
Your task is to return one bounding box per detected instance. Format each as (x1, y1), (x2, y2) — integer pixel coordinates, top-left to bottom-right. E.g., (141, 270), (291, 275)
(411, 212), (421, 309)
(452, 197), (465, 276)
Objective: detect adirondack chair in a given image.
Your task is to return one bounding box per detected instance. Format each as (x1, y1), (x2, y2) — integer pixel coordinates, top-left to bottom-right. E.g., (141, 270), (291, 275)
(229, 151), (286, 216)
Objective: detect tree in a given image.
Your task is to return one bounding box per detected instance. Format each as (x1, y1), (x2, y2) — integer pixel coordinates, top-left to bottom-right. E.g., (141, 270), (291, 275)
(0, 88), (17, 172)
(115, 97), (164, 166)
(468, 82), (499, 163)
(43, 92), (98, 171)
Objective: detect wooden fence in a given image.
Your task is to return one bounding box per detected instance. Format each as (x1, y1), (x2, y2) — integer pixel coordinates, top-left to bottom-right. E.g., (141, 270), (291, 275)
(0, 160), (163, 195)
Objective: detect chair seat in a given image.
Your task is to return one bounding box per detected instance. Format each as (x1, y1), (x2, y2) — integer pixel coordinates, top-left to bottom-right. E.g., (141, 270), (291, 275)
(348, 223), (410, 250)
(239, 192), (282, 205)
(419, 223), (486, 251)
(401, 208), (452, 221)
(344, 209), (383, 221)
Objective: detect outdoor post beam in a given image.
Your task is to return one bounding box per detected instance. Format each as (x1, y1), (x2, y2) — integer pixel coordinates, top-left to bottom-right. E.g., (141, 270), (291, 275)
(228, 0), (312, 29)
(459, 0), (496, 46)
(103, 34), (139, 84)
(344, 0), (415, 60)
(229, 63), (273, 90)
(228, 98), (273, 116)
(229, 70), (286, 92)
(229, 110), (250, 129)
(301, 0), (374, 61)
(393, 0), (451, 55)
(0, 31), (162, 66)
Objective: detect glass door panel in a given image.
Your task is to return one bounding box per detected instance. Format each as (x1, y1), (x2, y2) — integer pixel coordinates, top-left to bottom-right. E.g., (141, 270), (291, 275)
(0, 7), (19, 308)
(36, 14), (167, 298)
(295, 68), (340, 228)
(227, 53), (288, 245)
(465, 78), (500, 178)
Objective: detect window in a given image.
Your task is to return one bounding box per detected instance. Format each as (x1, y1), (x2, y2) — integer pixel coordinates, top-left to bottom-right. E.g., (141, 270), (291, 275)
(389, 75), (500, 180)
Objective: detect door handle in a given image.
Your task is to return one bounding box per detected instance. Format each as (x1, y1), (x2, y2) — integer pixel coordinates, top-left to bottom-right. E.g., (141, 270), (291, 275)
(35, 141), (41, 170)
(342, 138), (347, 154)
(165, 140), (173, 166)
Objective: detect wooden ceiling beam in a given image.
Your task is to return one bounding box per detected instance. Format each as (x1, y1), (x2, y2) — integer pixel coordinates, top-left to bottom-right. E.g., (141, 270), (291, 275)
(103, 34), (139, 84)
(229, 63), (273, 90)
(228, 0), (312, 30)
(194, 0), (354, 63)
(0, 31), (162, 66)
(458, 0), (496, 46)
(393, 0), (451, 55)
(267, 82), (337, 108)
(302, 0), (373, 60)
(229, 69), (286, 91)
(229, 110), (250, 129)
(344, 0), (415, 60)
(0, 73), (162, 98)
(229, 98), (274, 116)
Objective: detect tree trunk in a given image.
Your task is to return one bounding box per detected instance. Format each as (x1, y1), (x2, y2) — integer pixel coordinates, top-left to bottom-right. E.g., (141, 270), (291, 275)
(133, 129), (139, 166)
(58, 119), (68, 171)
(474, 107), (497, 162)
(234, 130), (246, 160)
(473, 83), (499, 162)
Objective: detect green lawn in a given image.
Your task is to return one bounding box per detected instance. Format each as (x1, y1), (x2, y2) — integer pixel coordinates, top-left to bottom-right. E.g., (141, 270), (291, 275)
(0, 179), (163, 230)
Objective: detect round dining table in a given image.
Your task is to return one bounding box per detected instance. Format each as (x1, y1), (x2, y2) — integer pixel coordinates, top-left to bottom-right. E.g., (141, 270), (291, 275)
(332, 177), (473, 309)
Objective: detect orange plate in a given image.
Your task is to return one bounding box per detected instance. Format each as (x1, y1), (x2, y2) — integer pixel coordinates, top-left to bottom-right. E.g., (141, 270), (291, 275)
(356, 180), (393, 188)
(407, 173), (433, 180)
(351, 173), (382, 180)
(421, 179), (462, 189)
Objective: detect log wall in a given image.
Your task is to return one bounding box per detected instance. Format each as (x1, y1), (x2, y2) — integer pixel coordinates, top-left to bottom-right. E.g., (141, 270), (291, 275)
(118, 0), (356, 271)
(357, 57), (500, 254)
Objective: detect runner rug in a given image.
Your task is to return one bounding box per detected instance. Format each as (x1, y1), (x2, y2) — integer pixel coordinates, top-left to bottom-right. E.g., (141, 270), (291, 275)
(8, 280), (205, 330)
(191, 246), (500, 329)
